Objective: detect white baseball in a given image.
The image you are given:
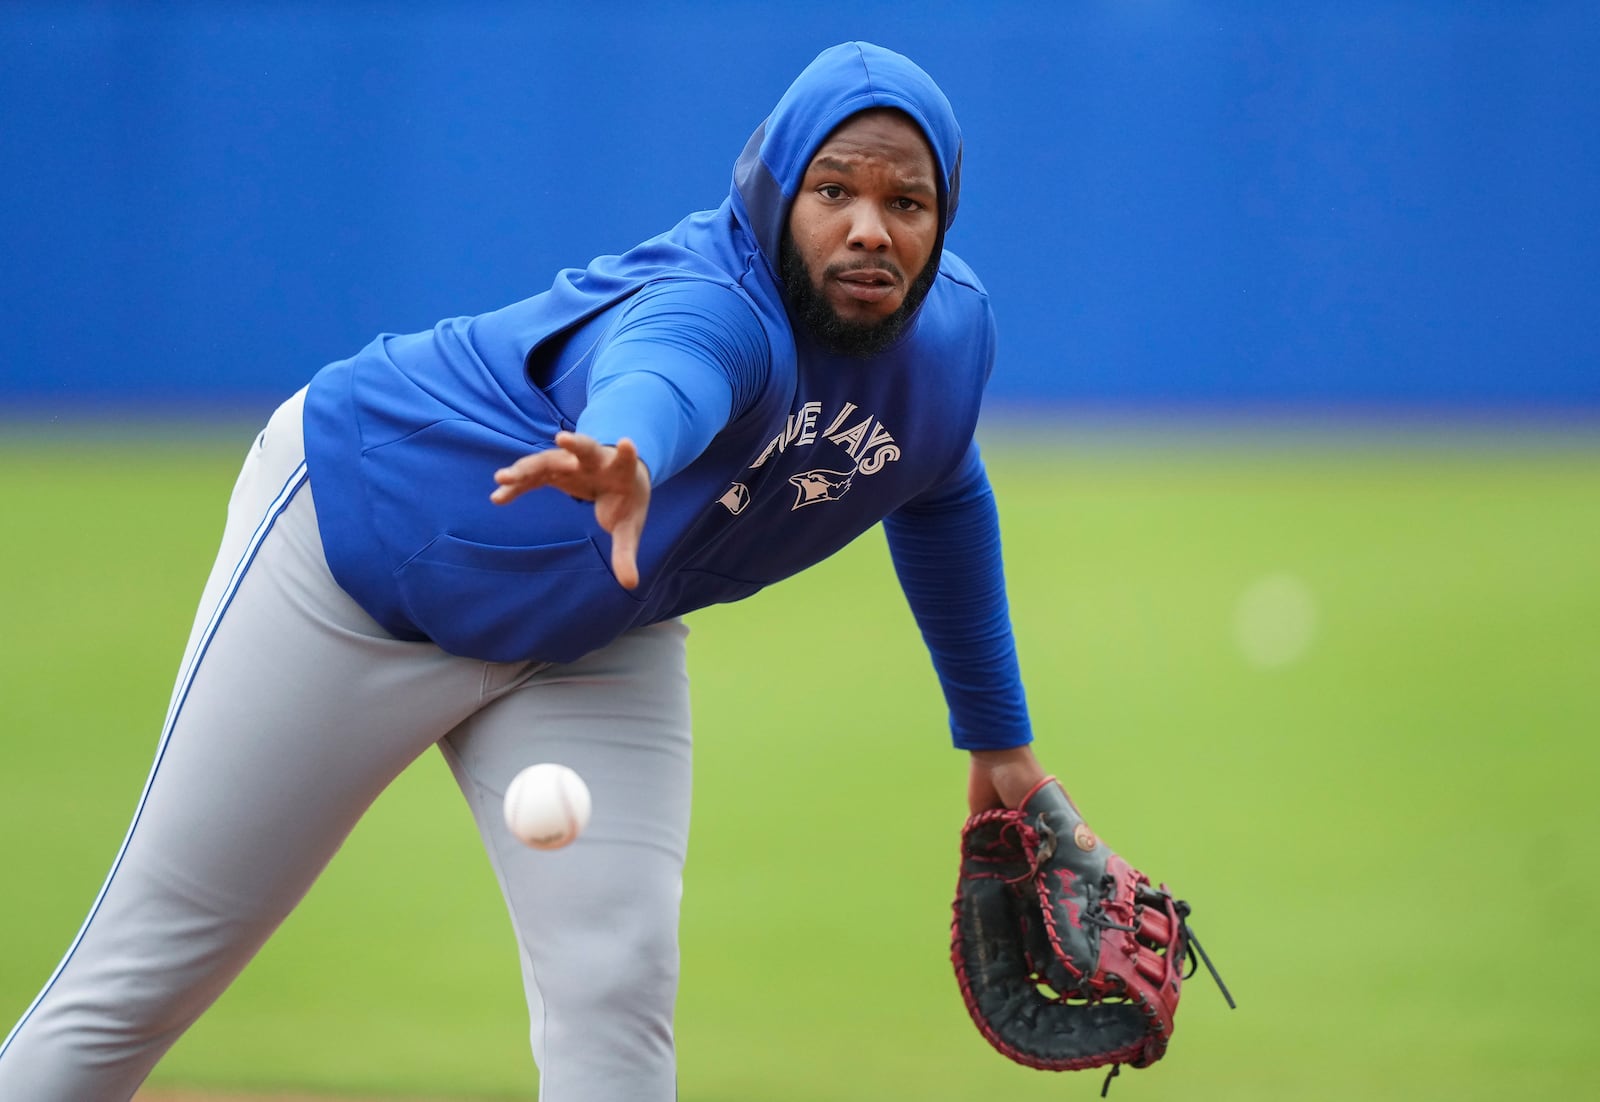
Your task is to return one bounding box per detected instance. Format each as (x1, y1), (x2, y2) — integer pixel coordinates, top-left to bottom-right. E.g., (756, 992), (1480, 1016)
(503, 763), (592, 850)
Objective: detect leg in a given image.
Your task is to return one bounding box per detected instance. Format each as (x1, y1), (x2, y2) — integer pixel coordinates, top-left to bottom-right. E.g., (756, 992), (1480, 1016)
(439, 619), (693, 1102)
(0, 392), (529, 1100)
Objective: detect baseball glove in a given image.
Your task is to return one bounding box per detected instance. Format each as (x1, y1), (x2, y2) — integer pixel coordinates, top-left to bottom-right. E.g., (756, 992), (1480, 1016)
(951, 776), (1232, 1091)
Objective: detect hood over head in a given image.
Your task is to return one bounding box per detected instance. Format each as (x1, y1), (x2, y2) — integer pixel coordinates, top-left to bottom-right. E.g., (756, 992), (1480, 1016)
(476, 43), (966, 372)
(731, 42), (964, 277)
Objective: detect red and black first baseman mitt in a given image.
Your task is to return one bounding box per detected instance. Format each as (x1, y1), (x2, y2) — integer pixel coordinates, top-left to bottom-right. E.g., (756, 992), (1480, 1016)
(951, 776), (1233, 1092)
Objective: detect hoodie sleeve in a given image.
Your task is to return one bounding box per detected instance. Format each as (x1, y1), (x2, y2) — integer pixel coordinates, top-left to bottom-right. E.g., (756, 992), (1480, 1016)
(575, 280), (771, 485)
(883, 441), (1033, 750)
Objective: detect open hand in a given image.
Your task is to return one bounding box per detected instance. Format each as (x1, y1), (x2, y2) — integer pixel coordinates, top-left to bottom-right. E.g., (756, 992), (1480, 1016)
(491, 432), (652, 589)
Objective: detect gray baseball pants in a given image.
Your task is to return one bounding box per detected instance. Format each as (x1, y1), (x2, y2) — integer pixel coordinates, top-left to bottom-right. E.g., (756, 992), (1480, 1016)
(0, 389), (693, 1101)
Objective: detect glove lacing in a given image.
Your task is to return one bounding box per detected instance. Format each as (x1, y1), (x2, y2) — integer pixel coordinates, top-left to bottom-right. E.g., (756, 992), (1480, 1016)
(983, 811), (1238, 1096)
(1100, 901), (1236, 1096)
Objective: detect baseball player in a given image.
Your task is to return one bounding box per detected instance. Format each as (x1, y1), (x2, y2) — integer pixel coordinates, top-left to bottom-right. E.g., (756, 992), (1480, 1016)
(0, 42), (1056, 1101)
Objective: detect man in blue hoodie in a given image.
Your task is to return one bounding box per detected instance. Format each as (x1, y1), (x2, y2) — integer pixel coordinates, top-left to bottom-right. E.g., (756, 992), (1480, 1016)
(0, 42), (1050, 1100)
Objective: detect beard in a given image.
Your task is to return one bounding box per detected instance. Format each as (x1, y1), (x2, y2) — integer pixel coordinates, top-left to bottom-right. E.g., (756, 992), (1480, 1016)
(779, 229), (938, 358)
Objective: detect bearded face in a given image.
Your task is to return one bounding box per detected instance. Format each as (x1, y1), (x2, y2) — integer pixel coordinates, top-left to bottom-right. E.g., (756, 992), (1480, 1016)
(780, 109), (941, 358)
(780, 227), (938, 357)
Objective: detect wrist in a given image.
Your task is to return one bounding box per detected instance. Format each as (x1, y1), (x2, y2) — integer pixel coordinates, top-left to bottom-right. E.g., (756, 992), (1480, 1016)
(967, 745), (1046, 812)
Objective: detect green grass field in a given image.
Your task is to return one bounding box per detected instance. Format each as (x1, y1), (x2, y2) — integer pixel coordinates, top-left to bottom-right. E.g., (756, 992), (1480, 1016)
(2, 419), (1597, 1100)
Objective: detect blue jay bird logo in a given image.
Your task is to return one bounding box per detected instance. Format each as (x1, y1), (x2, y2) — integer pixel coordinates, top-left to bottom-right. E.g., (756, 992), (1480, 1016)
(788, 468), (856, 509)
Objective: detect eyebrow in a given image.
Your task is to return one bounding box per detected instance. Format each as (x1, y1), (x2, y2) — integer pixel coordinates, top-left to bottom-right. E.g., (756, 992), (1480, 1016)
(808, 156), (937, 198)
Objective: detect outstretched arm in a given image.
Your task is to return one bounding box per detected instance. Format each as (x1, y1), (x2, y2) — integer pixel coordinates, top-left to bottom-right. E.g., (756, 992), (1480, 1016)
(885, 443), (1044, 810)
(491, 432), (651, 589)
(488, 281), (771, 591)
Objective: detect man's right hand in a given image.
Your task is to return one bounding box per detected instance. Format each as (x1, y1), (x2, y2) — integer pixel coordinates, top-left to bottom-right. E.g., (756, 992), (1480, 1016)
(491, 432), (652, 589)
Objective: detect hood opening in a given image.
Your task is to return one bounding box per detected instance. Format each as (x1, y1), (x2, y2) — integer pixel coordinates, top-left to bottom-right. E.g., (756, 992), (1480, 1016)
(731, 42), (965, 286)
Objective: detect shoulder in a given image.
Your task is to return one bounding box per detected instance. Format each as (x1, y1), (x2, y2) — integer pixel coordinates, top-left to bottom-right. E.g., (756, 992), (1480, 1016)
(915, 250), (996, 353)
(927, 250), (995, 340)
(617, 277), (768, 331)
(934, 248), (990, 301)
(611, 277), (773, 359)
(600, 278), (776, 413)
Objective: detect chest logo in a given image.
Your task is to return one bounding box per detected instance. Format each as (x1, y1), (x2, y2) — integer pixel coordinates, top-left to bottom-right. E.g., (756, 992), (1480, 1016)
(716, 400), (901, 515)
(788, 468), (855, 509)
(717, 483), (752, 515)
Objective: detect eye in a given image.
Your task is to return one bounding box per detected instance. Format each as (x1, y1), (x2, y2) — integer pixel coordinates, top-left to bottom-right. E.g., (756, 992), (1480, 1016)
(817, 184), (847, 200)
(891, 196), (925, 212)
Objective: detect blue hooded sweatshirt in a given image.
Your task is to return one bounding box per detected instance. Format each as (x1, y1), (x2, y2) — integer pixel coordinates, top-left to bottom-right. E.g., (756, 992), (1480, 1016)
(302, 42), (1031, 749)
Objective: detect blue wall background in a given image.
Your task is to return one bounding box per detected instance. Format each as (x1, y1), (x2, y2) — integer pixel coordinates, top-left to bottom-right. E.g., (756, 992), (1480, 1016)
(4, 1), (1596, 414)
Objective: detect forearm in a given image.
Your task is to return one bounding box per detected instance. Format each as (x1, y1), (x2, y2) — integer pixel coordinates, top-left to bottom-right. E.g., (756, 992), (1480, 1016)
(884, 448), (1032, 749)
(575, 279), (768, 485)
(577, 368), (728, 487)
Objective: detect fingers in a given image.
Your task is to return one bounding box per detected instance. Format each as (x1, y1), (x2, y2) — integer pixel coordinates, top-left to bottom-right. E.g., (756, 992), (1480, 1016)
(491, 453), (568, 504)
(489, 434), (594, 505)
(489, 434), (651, 593)
(489, 464), (534, 504)
(566, 433), (640, 493)
(609, 516), (642, 590)
(554, 429), (605, 470)
(597, 441), (650, 590)
(492, 433), (644, 505)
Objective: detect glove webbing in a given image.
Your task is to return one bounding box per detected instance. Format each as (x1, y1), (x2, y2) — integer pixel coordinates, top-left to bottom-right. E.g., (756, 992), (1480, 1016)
(1100, 903), (1236, 1097)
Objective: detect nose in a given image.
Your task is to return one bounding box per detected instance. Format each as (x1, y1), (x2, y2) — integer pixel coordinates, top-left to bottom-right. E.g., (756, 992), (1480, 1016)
(847, 205), (891, 252)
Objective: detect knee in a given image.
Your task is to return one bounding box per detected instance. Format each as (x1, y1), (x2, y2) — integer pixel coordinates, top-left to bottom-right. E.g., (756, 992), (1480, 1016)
(31, 957), (210, 1052)
(30, 905), (270, 1053)
(536, 900), (680, 1024)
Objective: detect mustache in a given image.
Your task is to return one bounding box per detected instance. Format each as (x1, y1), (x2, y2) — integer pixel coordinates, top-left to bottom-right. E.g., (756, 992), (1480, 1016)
(824, 259), (903, 284)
